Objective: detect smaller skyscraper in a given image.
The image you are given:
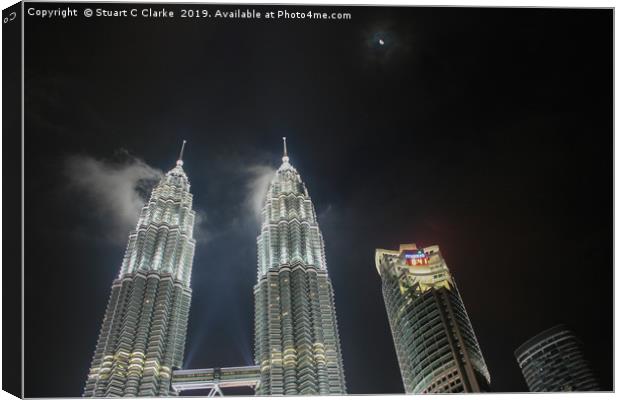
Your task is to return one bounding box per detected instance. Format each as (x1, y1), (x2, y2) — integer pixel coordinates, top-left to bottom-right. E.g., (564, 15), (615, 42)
(515, 325), (600, 392)
(375, 243), (490, 394)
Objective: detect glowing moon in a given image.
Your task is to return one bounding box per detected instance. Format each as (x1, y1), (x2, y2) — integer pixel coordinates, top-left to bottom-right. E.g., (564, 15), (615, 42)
(379, 39), (385, 45)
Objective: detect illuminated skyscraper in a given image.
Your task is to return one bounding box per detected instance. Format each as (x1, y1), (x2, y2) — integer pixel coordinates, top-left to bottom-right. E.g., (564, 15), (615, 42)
(515, 325), (600, 392)
(375, 243), (490, 393)
(253, 138), (347, 395)
(84, 142), (197, 397)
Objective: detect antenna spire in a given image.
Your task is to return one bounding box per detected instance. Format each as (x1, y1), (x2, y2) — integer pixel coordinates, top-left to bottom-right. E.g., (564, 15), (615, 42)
(176, 140), (187, 166)
(282, 137), (289, 163)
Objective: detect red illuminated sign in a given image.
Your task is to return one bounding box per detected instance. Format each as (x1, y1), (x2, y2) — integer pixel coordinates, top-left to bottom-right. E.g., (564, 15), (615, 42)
(404, 251), (429, 266)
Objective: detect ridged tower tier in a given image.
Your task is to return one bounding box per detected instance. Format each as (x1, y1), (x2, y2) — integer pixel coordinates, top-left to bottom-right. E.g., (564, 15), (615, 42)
(84, 143), (196, 397)
(254, 138), (347, 395)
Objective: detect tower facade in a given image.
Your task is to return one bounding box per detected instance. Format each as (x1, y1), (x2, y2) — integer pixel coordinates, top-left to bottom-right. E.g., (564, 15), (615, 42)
(84, 145), (196, 397)
(253, 139), (347, 395)
(375, 243), (490, 393)
(515, 325), (600, 392)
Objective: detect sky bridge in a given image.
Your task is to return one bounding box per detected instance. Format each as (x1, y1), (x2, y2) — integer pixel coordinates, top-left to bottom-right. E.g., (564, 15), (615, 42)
(171, 365), (260, 396)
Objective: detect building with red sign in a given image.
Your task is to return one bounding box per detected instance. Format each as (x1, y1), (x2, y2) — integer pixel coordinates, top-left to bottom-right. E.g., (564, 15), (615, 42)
(375, 243), (490, 393)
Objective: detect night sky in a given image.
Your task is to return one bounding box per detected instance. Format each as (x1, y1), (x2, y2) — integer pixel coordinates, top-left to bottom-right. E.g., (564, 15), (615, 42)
(23, 4), (612, 397)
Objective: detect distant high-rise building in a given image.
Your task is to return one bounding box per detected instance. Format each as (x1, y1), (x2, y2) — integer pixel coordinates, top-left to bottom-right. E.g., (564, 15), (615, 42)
(253, 138), (347, 395)
(375, 243), (490, 393)
(515, 325), (600, 392)
(84, 142), (197, 397)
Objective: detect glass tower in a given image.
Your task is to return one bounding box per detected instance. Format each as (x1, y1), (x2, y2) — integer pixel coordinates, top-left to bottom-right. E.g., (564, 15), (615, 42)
(253, 138), (347, 395)
(84, 143), (196, 397)
(515, 325), (600, 392)
(375, 243), (490, 393)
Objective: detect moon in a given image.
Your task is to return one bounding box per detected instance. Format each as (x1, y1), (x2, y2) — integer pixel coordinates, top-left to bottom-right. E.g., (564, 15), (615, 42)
(379, 39), (385, 46)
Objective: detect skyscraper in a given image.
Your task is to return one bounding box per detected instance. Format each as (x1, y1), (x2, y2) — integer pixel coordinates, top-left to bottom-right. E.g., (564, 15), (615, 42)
(253, 138), (347, 395)
(375, 243), (490, 393)
(515, 325), (600, 392)
(84, 142), (197, 397)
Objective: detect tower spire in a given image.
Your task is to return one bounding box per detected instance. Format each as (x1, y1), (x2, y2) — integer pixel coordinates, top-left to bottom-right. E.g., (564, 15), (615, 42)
(282, 137), (289, 163)
(177, 140), (187, 166)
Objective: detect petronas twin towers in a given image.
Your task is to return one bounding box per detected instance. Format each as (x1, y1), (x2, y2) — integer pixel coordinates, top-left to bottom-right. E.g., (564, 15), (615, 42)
(84, 142), (196, 396)
(254, 140), (347, 394)
(84, 139), (347, 396)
